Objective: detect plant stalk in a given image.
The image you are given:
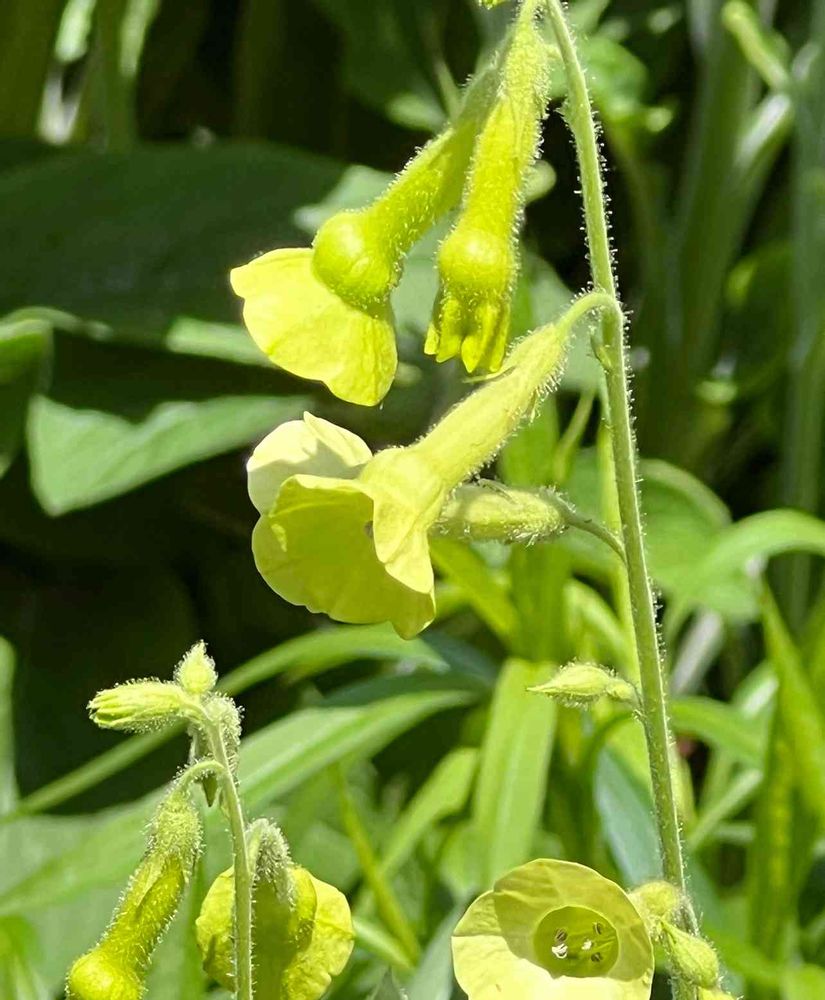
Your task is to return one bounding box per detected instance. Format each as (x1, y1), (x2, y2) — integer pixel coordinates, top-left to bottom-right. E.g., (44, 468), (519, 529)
(205, 717), (254, 1000)
(541, 1), (697, 995)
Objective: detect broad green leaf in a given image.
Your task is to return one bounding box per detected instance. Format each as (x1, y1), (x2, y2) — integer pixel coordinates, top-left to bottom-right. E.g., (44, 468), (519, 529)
(473, 658), (556, 885)
(672, 510), (825, 623)
(0, 316), (50, 478)
(671, 696), (764, 769)
(241, 674), (481, 810)
(27, 334), (308, 512)
(381, 747), (478, 877)
(0, 0), (66, 136)
(429, 539), (516, 642)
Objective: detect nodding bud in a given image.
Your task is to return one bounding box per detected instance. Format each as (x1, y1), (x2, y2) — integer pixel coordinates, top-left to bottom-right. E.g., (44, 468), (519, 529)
(312, 211), (399, 308)
(88, 681), (199, 733)
(435, 483), (566, 544)
(528, 663), (638, 708)
(174, 641), (217, 696)
(661, 923), (720, 990)
(628, 881), (683, 938)
(67, 787), (201, 1000)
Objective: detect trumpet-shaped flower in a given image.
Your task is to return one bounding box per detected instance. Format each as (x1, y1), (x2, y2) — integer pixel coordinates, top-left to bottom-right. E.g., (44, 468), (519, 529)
(248, 412), (442, 638)
(452, 859), (654, 1000)
(248, 301), (601, 636)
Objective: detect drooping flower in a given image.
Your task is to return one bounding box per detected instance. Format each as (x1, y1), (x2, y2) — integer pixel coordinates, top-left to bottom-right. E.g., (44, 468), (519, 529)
(230, 68), (496, 406)
(248, 301), (605, 637)
(248, 412), (442, 638)
(426, 4), (552, 373)
(196, 821), (353, 1000)
(452, 859), (654, 1000)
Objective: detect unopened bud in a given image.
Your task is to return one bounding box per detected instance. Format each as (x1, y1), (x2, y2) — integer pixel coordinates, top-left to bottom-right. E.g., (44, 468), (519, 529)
(528, 663), (638, 708)
(66, 950), (142, 1000)
(174, 641), (217, 696)
(89, 680), (198, 733)
(662, 923), (720, 989)
(629, 881), (683, 938)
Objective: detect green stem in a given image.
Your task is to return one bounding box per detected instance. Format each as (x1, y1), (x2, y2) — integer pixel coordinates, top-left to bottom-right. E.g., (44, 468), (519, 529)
(204, 716), (254, 1000)
(542, 2), (697, 997)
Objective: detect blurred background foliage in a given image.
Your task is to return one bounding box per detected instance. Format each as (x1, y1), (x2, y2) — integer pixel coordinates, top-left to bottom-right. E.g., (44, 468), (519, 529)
(1, 0), (825, 998)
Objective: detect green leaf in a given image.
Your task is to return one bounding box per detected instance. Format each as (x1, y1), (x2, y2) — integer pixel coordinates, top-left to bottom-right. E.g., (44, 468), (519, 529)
(368, 970), (407, 1000)
(380, 747), (478, 877)
(762, 590), (825, 827)
(407, 905), (464, 1000)
(473, 658), (556, 885)
(0, 917), (49, 1000)
(27, 335), (308, 512)
(310, 0), (445, 131)
(671, 696), (764, 769)
(429, 538), (517, 642)
(0, 316), (50, 478)
(0, 0), (66, 136)
(0, 637), (16, 812)
(240, 674), (481, 810)
(672, 510), (825, 623)
(782, 965), (825, 1000)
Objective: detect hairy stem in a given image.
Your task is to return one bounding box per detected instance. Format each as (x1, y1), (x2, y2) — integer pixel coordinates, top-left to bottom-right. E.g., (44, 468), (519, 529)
(204, 716), (254, 1000)
(541, 1), (697, 995)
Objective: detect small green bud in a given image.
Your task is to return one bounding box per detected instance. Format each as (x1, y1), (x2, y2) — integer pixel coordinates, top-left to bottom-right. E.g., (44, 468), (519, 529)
(435, 482), (566, 544)
(661, 922), (720, 989)
(312, 210), (399, 307)
(67, 788), (201, 999)
(174, 641), (217, 696)
(628, 881), (683, 938)
(528, 662), (638, 708)
(204, 693), (242, 774)
(88, 680), (199, 733)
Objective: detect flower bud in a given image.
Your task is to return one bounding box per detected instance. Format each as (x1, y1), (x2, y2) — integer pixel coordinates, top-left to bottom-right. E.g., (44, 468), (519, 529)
(628, 880), (682, 938)
(435, 483), (566, 544)
(67, 788), (201, 999)
(174, 641), (217, 696)
(88, 680), (199, 733)
(661, 922), (720, 989)
(529, 663), (638, 708)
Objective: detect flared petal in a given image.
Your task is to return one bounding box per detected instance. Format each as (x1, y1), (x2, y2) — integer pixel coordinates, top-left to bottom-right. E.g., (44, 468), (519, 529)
(230, 249), (396, 406)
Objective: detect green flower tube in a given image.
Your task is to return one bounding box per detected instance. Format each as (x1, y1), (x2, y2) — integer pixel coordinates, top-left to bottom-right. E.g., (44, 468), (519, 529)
(452, 859), (654, 1000)
(66, 788), (201, 1000)
(426, 3), (552, 373)
(230, 69), (496, 407)
(247, 303), (583, 637)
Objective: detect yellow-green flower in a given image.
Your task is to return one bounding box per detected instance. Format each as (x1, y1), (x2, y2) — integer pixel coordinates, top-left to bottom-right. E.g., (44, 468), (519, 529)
(231, 70), (496, 406)
(230, 245), (396, 407)
(452, 859), (654, 1000)
(248, 412), (441, 638)
(197, 861), (353, 1000)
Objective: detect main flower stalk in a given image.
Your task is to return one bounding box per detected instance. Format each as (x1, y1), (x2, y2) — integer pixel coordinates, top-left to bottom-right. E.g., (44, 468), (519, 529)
(541, 2), (698, 997)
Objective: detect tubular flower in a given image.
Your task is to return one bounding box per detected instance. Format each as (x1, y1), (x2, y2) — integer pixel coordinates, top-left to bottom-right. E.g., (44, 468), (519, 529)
(230, 69), (495, 407)
(426, 4), (552, 373)
(197, 822), (353, 1000)
(452, 860), (654, 1000)
(249, 307), (583, 637)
